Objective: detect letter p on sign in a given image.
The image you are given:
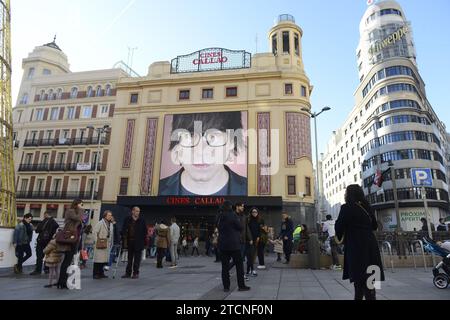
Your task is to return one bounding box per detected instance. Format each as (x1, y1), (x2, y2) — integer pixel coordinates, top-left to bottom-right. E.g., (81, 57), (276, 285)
(411, 168), (432, 187)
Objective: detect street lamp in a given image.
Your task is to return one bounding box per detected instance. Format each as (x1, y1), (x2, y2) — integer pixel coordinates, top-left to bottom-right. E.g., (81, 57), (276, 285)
(86, 125), (110, 223)
(301, 106), (331, 231)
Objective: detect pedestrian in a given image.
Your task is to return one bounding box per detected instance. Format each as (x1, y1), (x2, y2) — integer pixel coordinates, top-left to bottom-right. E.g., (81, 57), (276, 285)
(298, 224), (310, 253)
(228, 202), (251, 281)
(278, 213), (294, 264)
(191, 237), (200, 256)
(420, 217), (436, 232)
(56, 199), (84, 289)
(247, 207), (262, 276)
(169, 217), (180, 267)
(270, 238), (283, 261)
(30, 211), (59, 275)
(156, 220), (171, 268)
(80, 225), (95, 269)
(323, 215), (341, 270)
(217, 201), (250, 292)
(212, 227), (220, 262)
(257, 224), (268, 269)
(437, 218), (448, 232)
(205, 233), (212, 257)
(121, 207), (147, 279)
(182, 236), (188, 256)
(93, 210), (113, 279)
(293, 224), (302, 253)
(13, 213), (34, 274)
(43, 235), (63, 288)
(335, 184), (385, 300)
(107, 216), (121, 269)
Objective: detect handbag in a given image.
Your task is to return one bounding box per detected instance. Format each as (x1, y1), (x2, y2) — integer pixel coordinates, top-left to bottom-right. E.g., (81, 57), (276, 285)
(55, 228), (79, 245)
(80, 249), (89, 261)
(96, 237), (108, 249)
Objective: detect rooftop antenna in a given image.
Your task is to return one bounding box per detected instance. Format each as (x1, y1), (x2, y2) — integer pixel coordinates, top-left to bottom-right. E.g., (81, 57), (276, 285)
(127, 46), (138, 72)
(255, 34), (258, 53)
(53, 34), (57, 42)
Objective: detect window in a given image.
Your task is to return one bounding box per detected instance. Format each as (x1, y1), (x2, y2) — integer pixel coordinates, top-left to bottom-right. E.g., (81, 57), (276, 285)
(305, 177), (311, 196)
(130, 93), (139, 104)
(202, 88), (214, 99)
(41, 153), (49, 164)
(87, 86), (93, 97)
(119, 178), (129, 196)
(27, 68), (35, 79)
(24, 153), (33, 165)
(20, 93), (28, 105)
(50, 107), (59, 120)
(40, 90), (45, 101)
(35, 109), (44, 121)
(51, 179), (62, 194)
(179, 90), (190, 100)
(105, 84), (112, 96)
(56, 89), (63, 100)
(67, 106), (75, 119)
(288, 176), (296, 195)
(48, 89), (54, 100)
(43, 69), (51, 75)
(294, 33), (300, 56)
(285, 83), (293, 95)
(272, 34), (278, 55)
(36, 179), (45, 193)
(301, 86), (307, 97)
(81, 106), (92, 119)
(282, 31), (290, 53)
(96, 85), (103, 97)
(20, 179), (29, 192)
(57, 153), (66, 164)
(74, 152), (83, 164)
(226, 87), (238, 97)
(70, 87), (78, 99)
(99, 104), (109, 118)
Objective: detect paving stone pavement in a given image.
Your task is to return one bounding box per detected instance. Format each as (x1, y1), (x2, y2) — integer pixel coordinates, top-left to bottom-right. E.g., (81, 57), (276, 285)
(0, 254), (449, 300)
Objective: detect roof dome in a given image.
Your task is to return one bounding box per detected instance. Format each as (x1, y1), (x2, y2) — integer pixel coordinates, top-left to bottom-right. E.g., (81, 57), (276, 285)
(43, 36), (62, 52)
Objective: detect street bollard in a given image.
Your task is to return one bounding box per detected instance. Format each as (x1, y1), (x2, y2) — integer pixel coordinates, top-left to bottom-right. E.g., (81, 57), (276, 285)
(308, 233), (321, 270)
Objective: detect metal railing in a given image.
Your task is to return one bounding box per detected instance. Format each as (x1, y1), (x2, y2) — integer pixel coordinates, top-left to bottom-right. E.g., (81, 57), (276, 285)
(18, 163), (102, 172)
(410, 239), (427, 272)
(381, 241), (395, 273)
(16, 191), (98, 200)
(23, 137), (107, 147)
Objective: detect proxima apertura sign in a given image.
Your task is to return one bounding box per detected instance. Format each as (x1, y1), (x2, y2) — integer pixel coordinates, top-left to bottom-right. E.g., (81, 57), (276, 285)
(171, 48), (251, 74)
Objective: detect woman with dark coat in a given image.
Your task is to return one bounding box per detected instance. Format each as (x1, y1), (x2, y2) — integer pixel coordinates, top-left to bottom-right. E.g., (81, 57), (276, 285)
(335, 184), (385, 300)
(56, 199), (84, 289)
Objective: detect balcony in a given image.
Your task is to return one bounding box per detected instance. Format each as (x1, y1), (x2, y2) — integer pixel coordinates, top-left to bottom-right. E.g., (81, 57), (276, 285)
(16, 191), (98, 200)
(18, 163), (103, 172)
(23, 137), (107, 148)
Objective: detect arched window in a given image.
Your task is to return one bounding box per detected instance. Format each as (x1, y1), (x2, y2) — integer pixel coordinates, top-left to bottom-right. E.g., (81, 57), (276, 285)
(48, 89), (54, 100)
(70, 87), (78, 99)
(87, 86), (93, 97)
(96, 85), (103, 97)
(20, 93), (28, 105)
(40, 90), (45, 101)
(56, 88), (63, 100)
(105, 84), (112, 96)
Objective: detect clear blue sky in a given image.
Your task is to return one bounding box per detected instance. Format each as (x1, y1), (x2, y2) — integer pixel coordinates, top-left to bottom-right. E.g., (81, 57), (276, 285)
(12, 0), (450, 157)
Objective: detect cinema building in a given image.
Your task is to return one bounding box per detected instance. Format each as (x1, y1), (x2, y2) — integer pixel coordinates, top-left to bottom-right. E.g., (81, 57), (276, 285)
(102, 14), (316, 231)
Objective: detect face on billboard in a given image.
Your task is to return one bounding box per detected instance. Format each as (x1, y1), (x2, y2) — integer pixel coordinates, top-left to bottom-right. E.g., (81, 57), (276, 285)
(159, 111), (247, 196)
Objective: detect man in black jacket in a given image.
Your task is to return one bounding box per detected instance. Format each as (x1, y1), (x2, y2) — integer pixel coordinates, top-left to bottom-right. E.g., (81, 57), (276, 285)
(121, 207), (147, 279)
(31, 212), (59, 275)
(218, 201), (250, 292)
(279, 213), (294, 264)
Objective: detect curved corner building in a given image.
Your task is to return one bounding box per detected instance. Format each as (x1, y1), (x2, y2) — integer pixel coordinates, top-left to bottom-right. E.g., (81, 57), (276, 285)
(322, 0), (449, 230)
(0, 0), (15, 228)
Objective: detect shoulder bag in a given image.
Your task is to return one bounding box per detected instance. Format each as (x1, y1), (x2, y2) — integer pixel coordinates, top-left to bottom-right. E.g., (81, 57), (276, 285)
(96, 220), (109, 250)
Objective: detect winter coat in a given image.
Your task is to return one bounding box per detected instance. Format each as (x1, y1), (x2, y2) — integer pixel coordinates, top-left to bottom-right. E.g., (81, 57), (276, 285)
(13, 222), (31, 246)
(279, 217), (294, 241)
(43, 239), (63, 267)
(335, 203), (385, 283)
(121, 215), (147, 251)
(237, 213), (252, 244)
(93, 219), (113, 263)
(36, 217), (59, 246)
(57, 207), (83, 252)
(248, 216), (261, 241)
(218, 209), (242, 251)
(170, 223), (180, 244)
(156, 224), (171, 249)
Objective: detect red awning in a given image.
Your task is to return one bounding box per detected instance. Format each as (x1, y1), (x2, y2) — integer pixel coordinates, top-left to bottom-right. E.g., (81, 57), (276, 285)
(30, 204), (42, 209)
(47, 204), (59, 210)
(16, 204), (26, 209)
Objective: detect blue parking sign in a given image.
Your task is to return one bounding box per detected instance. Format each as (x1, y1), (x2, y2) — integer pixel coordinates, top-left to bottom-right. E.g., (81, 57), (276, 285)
(411, 168), (432, 187)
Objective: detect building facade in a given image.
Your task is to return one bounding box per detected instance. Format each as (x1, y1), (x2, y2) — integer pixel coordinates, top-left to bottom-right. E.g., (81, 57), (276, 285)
(12, 40), (127, 221)
(101, 15), (315, 230)
(322, 0), (449, 231)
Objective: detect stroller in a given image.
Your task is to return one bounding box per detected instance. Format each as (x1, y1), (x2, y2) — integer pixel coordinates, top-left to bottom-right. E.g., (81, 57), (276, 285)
(423, 238), (450, 289)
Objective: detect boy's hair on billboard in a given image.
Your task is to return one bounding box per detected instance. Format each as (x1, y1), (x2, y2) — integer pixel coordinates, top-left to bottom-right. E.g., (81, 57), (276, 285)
(169, 111), (244, 156)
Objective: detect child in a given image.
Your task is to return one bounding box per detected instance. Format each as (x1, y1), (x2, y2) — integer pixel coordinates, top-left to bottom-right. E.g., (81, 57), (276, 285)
(182, 237), (188, 256)
(269, 239), (283, 262)
(43, 236), (63, 288)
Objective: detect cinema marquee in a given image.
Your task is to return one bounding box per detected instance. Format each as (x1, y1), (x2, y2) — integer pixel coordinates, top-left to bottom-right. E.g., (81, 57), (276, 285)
(171, 48), (251, 74)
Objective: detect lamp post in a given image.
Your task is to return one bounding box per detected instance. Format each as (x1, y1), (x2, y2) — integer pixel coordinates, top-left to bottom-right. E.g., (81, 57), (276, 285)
(387, 160), (401, 232)
(86, 125), (109, 223)
(301, 106), (331, 231)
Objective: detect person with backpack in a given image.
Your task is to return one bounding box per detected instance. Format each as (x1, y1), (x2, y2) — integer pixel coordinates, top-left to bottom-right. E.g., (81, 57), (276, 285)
(30, 211), (59, 275)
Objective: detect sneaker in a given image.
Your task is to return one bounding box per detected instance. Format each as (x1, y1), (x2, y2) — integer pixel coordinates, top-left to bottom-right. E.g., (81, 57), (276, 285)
(334, 265), (342, 270)
(13, 264), (20, 274)
(238, 286), (250, 291)
(257, 265), (266, 270)
(169, 265), (177, 269)
(244, 276), (250, 281)
(251, 270), (258, 277)
(103, 266), (110, 272)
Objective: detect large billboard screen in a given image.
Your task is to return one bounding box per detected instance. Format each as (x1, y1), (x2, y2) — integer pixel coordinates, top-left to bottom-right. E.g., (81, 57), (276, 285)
(159, 111), (247, 196)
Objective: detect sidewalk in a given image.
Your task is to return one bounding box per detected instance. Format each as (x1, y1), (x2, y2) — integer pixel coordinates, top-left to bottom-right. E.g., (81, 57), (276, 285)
(0, 254), (448, 300)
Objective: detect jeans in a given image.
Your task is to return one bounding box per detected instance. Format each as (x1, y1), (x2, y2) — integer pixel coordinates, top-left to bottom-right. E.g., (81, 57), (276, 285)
(108, 245), (121, 267)
(221, 249), (245, 290)
(156, 248), (166, 268)
(126, 241), (142, 276)
(16, 244), (32, 271)
(329, 237), (340, 266)
(34, 242), (49, 273)
(170, 243), (179, 265)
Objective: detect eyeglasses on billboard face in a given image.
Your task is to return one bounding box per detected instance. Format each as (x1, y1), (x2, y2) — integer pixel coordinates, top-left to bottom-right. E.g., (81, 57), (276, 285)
(177, 130), (229, 148)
